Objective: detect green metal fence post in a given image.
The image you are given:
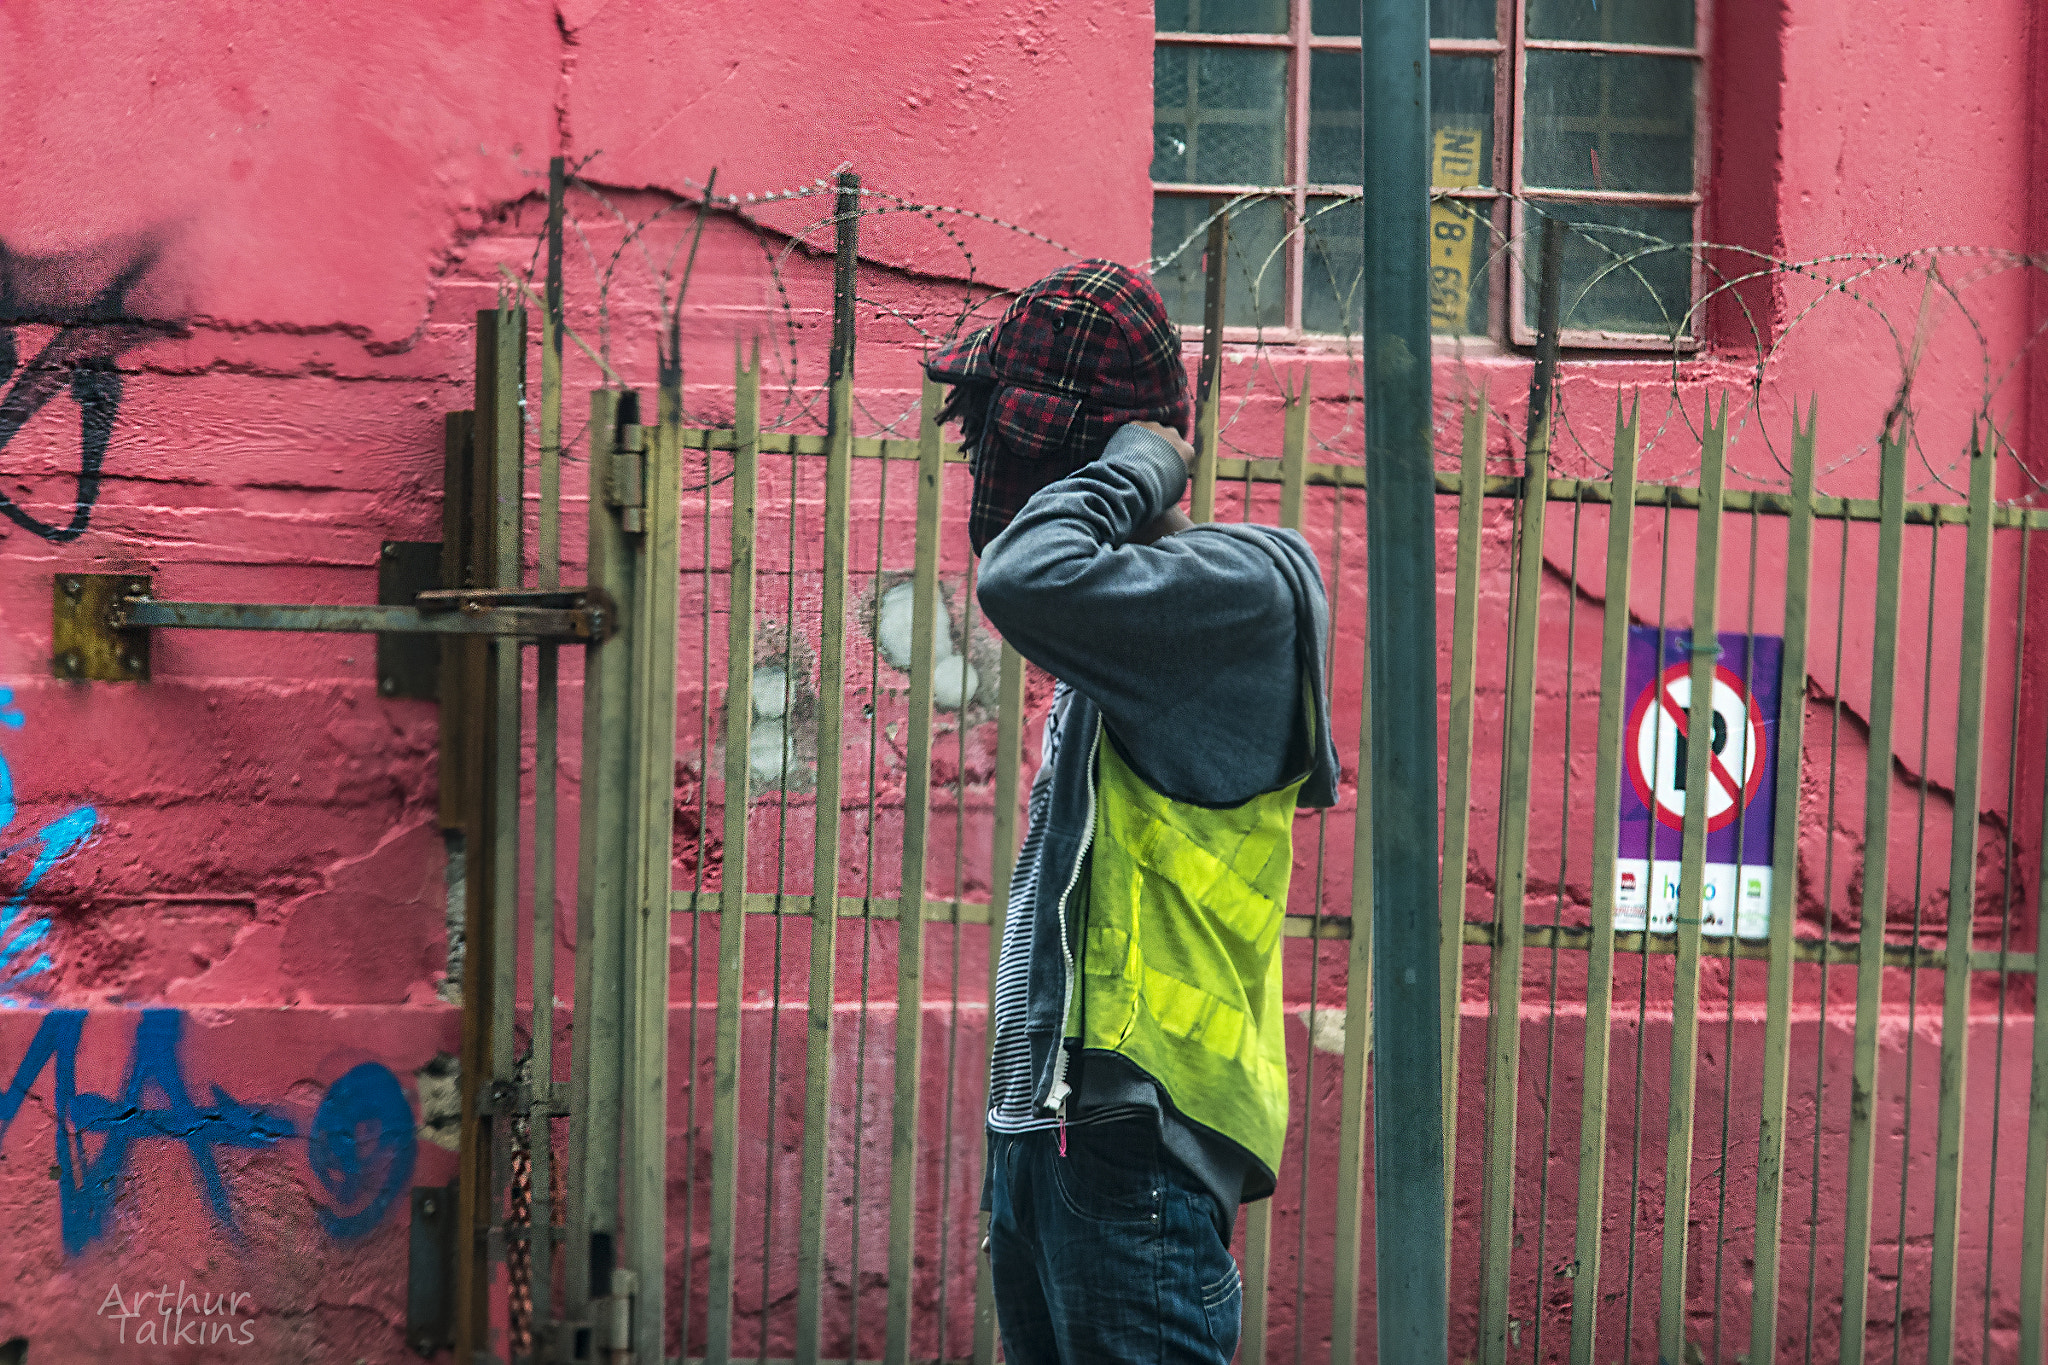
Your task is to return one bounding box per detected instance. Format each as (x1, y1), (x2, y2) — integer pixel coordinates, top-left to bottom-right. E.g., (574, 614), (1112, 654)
(1750, 401), (1818, 1364)
(1477, 350), (1552, 1365)
(1434, 399), (1488, 1308)
(1568, 395), (1641, 1364)
(1659, 396), (1727, 1364)
(1927, 423), (1997, 1362)
(883, 376), (944, 1365)
(626, 348), (682, 1365)
(706, 351), (761, 1364)
(1841, 420), (1910, 1360)
(1360, 1), (1447, 1356)
(2022, 590), (2048, 1362)
(528, 155), (565, 1360)
(1331, 404), (1378, 1364)
(569, 387), (634, 1357)
(972, 644), (1027, 1365)
(795, 168), (860, 1365)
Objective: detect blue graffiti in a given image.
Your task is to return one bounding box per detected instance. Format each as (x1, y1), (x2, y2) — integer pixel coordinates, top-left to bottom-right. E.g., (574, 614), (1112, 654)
(0, 687), (97, 993)
(307, 1061), (416, 1240)
(0, 1009), (417, 1254)
(67, 1010), (291, 1250)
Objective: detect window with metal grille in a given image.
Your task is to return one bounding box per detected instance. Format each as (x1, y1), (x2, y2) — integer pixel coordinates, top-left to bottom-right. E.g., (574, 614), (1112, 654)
(1149, 0), (1707, 347)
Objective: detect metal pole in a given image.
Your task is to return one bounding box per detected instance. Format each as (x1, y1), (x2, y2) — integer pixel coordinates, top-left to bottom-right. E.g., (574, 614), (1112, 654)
(1359, 1), (1448, 1359)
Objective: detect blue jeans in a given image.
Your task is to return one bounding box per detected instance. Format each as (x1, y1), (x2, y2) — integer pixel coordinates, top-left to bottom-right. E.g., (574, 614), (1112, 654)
(987, 1121), (1242, 1364)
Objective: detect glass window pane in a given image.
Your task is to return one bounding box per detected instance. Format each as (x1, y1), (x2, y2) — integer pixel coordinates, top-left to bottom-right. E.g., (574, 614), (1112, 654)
(1310, 0), (1360, 36)
(1429, 0), (1496, 40)
(1302, 197), (1363, 336)
(1428, 197), (1497, 335)
(1429, 55), (1494, 188)
(1305, 195), (1494, 338)
(1151, 194), (1289, 330)
(1158, 0), (1287, 35)
(1525, 201), (1695, 337)
(1318, 0), (1499, 38)
(1315, 1), (1497, 40)
(1222, 196), (1290, 329)
(1153, 46), (1289, 185)
(1307, 49), (1361, 184)
(1522, 52), (1695, 194)
(1152, 194), (1211, 326)
(1154, 47), (1193, 181)
(1313, 53), (1494, 188)
(1527, 0), (1693, 47)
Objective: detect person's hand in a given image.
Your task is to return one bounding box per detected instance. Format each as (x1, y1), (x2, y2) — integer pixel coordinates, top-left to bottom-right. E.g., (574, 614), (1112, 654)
(1126, 422), (1198, 544)
(1132, 420), (1197, 472)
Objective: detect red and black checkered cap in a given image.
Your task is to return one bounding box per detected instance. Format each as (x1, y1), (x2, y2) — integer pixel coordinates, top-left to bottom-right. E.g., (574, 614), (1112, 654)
(926, 259), (1191, 554)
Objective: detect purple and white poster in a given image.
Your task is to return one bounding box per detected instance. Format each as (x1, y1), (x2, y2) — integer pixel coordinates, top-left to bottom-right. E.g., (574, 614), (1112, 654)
(1615, 627), (1782, 939)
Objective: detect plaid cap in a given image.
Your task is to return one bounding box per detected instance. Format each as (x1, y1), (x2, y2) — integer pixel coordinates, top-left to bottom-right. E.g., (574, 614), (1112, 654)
(926, 260), (1191, 555)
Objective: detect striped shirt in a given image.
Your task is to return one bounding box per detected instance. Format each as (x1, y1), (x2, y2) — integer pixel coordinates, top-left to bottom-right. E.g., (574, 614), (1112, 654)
(986, 685), (1067, 1133)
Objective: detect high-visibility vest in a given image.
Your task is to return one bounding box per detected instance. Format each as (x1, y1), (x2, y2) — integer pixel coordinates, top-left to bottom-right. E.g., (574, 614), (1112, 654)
(1073, 729), (1306, 1181)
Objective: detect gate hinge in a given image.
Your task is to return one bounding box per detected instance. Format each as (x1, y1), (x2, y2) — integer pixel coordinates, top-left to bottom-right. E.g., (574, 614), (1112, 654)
(608, 422), (647, 534)
(600, 1268), (636, 1363)
(406, 1181), (458, 1357)
(478, 1078), (571, 1118)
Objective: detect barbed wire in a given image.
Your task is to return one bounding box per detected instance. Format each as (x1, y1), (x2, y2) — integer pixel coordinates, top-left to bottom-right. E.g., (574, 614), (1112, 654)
(500, 155), (2045, 511)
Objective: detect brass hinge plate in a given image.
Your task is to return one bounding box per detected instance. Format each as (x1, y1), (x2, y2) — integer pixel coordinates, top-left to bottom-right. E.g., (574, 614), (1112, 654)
(53, 573), (152, 682)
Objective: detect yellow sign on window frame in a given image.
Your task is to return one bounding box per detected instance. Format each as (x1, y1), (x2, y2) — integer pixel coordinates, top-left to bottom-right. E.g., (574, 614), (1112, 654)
(1429, 127), (1485, 334)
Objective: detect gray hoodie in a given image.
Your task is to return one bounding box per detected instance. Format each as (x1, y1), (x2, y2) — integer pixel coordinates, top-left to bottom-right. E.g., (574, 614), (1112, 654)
(975, 422), (1342, 1204)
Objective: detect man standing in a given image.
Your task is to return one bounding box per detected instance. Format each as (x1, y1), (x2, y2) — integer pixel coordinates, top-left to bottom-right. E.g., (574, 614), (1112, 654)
(928, 260), (1340, 1363)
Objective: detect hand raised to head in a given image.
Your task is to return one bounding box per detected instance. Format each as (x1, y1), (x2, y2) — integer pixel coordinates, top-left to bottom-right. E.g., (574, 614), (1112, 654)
(1131, 420), (1196, 472)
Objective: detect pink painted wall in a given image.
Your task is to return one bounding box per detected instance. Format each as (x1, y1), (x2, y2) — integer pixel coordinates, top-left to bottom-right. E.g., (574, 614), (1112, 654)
(0, 0), (2042, 1361)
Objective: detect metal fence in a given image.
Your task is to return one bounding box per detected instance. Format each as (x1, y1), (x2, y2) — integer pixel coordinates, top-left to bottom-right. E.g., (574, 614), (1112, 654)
(455, 159), (2048, 1364)
(639, 360), (2048, 1365)
(1438, 396), (2048, 1365)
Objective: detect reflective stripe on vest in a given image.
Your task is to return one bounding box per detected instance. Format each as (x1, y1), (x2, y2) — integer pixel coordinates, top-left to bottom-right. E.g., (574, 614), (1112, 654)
(1075, 731), (1306, 1180)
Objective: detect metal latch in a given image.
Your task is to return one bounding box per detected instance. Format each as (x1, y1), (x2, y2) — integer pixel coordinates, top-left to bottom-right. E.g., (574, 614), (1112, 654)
(53, 574), (617, 682)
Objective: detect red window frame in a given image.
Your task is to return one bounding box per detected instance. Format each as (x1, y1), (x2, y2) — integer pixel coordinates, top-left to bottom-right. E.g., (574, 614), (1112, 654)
(1151, 0), (1709, 350)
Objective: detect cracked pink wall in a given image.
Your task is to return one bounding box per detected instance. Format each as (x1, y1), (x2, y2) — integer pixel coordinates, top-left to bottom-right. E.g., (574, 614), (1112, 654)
(0, 0), (2042, 1361)
(0, 0), (1154, 1359)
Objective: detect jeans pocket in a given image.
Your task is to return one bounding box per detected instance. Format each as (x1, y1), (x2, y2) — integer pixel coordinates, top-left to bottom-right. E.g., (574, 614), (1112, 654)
(1050, 1129), (1163, 1225)
(1201, 1261), (1242, 1360)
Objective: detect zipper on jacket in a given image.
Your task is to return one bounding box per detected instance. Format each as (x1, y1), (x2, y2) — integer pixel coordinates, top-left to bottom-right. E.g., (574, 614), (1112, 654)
(1042, 715), (1102, 1119)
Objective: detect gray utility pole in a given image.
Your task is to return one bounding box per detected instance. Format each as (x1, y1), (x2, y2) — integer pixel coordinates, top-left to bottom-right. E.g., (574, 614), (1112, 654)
(1360, 0), (1450, 1359)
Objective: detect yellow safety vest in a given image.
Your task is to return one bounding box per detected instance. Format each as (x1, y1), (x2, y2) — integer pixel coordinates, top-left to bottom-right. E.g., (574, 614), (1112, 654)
(1071, 730), (1306, 1182)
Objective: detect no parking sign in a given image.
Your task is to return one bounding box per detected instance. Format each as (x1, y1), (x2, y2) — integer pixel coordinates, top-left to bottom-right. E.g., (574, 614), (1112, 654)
(1615, 627), (1782, 938)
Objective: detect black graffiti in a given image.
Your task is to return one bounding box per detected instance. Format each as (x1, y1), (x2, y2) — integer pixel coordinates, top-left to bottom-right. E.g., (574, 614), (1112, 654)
(0, 235), (177, 542)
